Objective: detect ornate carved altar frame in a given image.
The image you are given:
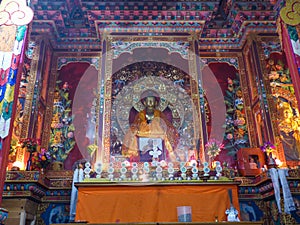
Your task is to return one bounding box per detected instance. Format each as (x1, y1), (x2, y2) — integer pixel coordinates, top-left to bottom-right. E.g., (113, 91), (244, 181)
(97, 32), (204, 167)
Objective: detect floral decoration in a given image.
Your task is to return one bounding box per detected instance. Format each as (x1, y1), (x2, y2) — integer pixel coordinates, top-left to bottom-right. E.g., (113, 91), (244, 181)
(20, 138), (40, 153)
(87, 144), (98, 156)
(32, 148), (56, 169)
(260, 142), (278, 167)
(205, 139), (224, 158)
(223, 74), (249, 156)
(266, 57), (294, 93)
(260, 142), (276, 154)
(48, 81), (75, 162)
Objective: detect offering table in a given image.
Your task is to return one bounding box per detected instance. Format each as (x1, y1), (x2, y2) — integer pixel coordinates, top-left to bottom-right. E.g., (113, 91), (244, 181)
(75, 181), (240, 223)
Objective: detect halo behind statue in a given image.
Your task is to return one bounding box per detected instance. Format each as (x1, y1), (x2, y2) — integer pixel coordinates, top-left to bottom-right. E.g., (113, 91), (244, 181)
(112, 76), (192, 133)
(111, 76), (200, 160)
(131, 76), (169, 113)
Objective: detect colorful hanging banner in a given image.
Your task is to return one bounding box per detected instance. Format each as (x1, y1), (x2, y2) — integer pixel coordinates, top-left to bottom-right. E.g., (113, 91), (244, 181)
(0, 26), (27, 140)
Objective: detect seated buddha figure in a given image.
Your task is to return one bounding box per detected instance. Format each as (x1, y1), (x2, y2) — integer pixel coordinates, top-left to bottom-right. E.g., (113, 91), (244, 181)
(122, 92), (179, 162)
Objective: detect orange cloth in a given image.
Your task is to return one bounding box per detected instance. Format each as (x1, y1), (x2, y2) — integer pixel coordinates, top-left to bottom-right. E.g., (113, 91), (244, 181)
(75, 183), (240, 223)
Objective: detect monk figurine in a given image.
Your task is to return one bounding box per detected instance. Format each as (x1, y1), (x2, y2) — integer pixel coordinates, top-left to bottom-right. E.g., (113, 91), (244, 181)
(122, 94), (179, 162)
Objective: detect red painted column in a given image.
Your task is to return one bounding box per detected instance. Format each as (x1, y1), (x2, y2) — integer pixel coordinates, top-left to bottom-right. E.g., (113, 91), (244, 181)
(0, 0), (33, 205)
(280, 20), (300, 110)
(279, 1), (300, 110)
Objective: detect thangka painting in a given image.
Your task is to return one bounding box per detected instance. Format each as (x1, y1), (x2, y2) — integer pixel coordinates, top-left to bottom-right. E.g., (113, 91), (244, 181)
(266, 52), (300, 163)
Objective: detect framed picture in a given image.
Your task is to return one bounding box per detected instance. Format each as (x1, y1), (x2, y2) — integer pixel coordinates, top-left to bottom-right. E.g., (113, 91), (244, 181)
(237, 148), (265, 176)
(138, 137), (165, 162)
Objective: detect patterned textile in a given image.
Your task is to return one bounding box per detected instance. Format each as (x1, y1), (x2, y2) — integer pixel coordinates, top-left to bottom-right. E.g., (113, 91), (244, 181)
(0, 25), (26, 141)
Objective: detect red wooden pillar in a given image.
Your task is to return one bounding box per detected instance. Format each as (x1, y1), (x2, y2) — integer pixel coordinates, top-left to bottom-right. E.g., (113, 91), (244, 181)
(280, 20), (300, 110)
(279, 1), (300, 110)
(0, 0), (33, 205)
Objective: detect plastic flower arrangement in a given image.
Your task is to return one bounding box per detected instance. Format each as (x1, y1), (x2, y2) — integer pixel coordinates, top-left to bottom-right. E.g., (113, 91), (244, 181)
(33, 148), (56, 169)
(260, 142), (278, 167)
(20, 138), (40, 153)
(205, 139), (224, 158)
(260, 142), (276, 154)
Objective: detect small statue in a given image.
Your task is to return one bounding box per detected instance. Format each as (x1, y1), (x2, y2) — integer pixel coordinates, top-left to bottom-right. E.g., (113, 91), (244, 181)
(225, 205), (240, 222)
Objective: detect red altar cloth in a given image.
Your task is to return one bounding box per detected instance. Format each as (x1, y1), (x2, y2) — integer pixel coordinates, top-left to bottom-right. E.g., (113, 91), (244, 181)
(75, 182), (240, 223)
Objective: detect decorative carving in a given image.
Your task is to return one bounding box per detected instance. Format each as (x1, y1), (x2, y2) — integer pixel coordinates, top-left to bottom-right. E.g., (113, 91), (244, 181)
(261, 40), (282, 58)
(41, 54), (58, 150)
(280, 0), (300, 26)
(101, 34), (202, 166)
(0, 0), (33, 26)
(238, 53), (257, 147)
(30, 1), (277, 50)
(5, 171), (40, 181)
(111, 41), (190, 59)
(201, 57), (239, 69)
(57, 57), (100, 70)
(18, 40), (40, 140)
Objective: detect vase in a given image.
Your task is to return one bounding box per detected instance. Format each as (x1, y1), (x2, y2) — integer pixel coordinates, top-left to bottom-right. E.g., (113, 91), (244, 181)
(265, 152), (277, 169)
(51, 161), (64, 171)
(26, 152), (33, 171)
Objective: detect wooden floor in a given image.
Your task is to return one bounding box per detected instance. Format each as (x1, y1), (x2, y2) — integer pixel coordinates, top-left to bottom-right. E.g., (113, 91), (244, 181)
(54, 222), (263, 225)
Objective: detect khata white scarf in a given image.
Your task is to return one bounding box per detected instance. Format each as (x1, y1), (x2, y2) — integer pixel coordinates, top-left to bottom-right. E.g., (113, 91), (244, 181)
(269, 168), (296, 214)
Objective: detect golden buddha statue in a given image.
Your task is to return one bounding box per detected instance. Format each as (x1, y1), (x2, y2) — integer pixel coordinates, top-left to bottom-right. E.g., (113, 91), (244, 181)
(122, 93), (179, 162)
(278, 102), (300, 160)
